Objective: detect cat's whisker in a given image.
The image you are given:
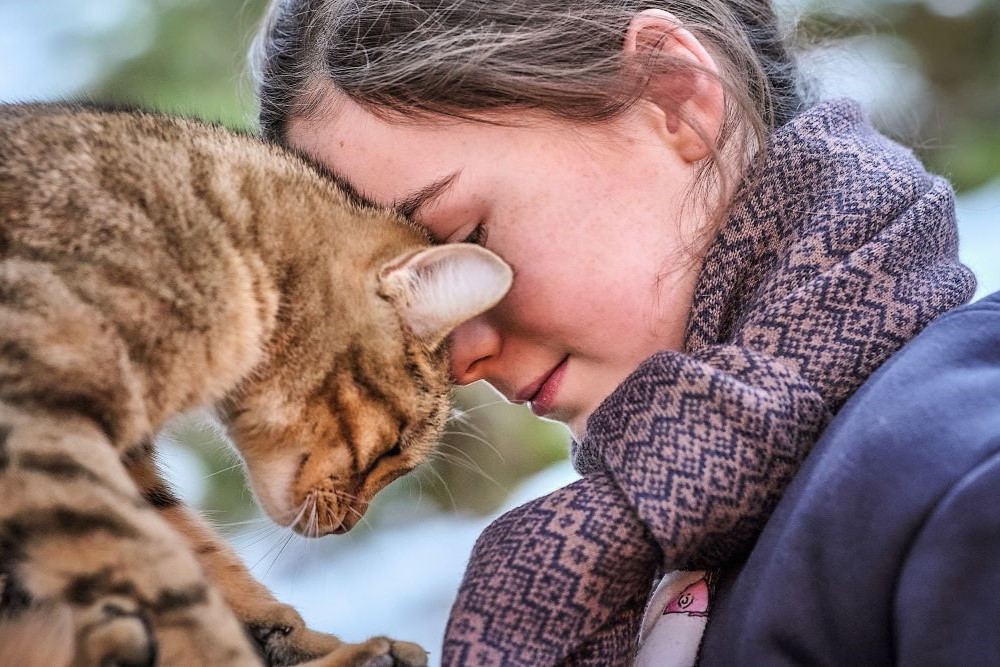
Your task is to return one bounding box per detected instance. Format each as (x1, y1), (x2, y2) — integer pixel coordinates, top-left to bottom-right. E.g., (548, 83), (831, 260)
(250, 530), (291, 571)
(264, 532), (296, 577)
(202, 461), (246, 479)
(251, 501), (309, 572)
(329, 488), (362, 502)
(219, 515), (271, 529)
(230, 518), (283, 537)
(427, 448), (503, 489)
(285, 498), (312, 534)
(416, 474), (426, 510)
(423, 463), (457, 510)
(445, 416), (494, 446)
(323, 489), (370, 532)
(339, 502), (372, 534)
(446, 409), (498, 440)
(301, 494), (316, 539)
(309, 496), (320, 539)
(318, 495), (356, 540)
(234, 525), (284, 551)
(440, 429), (506, 461)
(234, 500), (307, 554)
(448, 399), (508, 419)
(435, 441), (485, 469)
(404, 474), (425, 511)
(227, 523), (280, 542)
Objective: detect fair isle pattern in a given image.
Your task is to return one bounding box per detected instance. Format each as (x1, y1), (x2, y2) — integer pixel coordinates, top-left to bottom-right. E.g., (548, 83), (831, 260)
(442, 100), (976, 666)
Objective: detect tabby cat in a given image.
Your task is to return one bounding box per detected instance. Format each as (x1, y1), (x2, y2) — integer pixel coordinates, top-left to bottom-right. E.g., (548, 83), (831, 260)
(0, 102), (512, 666)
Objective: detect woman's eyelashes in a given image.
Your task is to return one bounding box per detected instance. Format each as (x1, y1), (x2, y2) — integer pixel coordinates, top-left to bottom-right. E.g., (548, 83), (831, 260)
(462, 222), (487, 246)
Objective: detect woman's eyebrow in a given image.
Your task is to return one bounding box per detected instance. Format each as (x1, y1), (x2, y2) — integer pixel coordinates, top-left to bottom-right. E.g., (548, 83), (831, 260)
(393, 170), (462, 219)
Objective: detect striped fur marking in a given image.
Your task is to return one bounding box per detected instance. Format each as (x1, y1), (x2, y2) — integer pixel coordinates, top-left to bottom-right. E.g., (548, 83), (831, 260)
(18, 451), (104, 484)
(0, 425), (9, 472)
(2, 508), (139, 545)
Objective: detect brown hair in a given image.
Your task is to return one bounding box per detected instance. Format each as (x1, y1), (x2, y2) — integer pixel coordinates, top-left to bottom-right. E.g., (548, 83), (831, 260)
(254, 1), (803, 136)
(251, 0), (806, 235)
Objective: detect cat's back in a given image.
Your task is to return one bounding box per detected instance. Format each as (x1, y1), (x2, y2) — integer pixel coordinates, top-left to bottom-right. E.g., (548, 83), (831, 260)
(0, 102), (267, 241)
(0, 102), (254, 172)
(0, 102), (429, 431)
(0, 102), (408, 268)
(0, 104), (316, 424)
(1, 102), (224, 188)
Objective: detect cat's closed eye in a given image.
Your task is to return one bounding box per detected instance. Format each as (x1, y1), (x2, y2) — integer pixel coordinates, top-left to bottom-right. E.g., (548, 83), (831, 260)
(371, 440), (403, 470)
(386, 440), (403, 458)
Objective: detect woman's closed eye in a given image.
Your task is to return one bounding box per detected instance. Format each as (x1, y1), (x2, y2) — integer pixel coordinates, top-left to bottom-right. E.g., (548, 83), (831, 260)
(462, 222), (488, 246)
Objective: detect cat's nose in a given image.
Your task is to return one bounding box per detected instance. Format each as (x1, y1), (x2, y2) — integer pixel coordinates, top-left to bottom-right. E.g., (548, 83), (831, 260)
(448, 316), (501, 386)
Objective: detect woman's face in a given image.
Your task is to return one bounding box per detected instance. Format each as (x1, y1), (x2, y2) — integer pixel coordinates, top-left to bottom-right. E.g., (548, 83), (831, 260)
(288, 95), (710, 438)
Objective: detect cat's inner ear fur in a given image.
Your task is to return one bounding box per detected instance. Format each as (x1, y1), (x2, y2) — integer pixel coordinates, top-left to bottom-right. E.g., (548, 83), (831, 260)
(378, 245), (512, 349)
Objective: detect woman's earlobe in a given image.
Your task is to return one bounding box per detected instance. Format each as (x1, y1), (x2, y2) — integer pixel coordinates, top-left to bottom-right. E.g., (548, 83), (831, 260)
(623, 9), (726, 163)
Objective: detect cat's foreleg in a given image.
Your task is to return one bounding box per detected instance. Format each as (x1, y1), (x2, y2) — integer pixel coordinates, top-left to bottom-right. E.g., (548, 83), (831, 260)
(0, 402), (263, 666)
(126, 455), (428, 666)
(127, 455), (347, 665)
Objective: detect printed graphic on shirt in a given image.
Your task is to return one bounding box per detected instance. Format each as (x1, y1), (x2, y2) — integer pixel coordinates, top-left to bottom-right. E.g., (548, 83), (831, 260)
(635, 570), (714, 667)
(662, 577), (710, 617)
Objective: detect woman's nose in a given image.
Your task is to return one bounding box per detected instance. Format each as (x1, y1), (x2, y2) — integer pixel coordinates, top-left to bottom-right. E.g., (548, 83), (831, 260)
(448, 316), (502, 385)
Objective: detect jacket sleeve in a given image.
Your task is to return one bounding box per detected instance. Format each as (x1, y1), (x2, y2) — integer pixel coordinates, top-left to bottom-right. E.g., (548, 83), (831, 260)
(893, 449), (1000, 665)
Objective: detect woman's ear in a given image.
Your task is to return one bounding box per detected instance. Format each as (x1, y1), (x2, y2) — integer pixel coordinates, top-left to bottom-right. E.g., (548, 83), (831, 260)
(623, 9), (725, 163)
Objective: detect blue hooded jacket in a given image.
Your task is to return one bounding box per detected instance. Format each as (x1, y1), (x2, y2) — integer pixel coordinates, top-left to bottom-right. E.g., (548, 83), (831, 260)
(701, 291), (1000, 664)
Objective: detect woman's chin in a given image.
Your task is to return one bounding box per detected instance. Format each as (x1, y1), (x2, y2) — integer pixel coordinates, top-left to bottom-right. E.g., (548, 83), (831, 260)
(566, 411), (592, 441)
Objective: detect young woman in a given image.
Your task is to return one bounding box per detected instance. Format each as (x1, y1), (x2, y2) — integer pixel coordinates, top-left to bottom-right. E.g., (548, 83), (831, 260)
(252, 1), (975, 664)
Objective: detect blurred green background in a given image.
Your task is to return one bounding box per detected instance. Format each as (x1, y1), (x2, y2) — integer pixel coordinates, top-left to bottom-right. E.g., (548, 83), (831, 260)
(2, 0), (998, 657)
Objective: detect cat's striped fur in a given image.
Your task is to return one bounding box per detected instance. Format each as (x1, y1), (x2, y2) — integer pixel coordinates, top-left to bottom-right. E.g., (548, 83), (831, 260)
(0, 103), (511, 666)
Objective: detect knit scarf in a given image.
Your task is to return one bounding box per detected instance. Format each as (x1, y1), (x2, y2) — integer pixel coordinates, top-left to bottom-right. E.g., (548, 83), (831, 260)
(442, 99), (976, 666)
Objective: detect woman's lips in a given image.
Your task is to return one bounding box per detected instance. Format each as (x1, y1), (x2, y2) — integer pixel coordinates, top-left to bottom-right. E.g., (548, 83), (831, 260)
(517, 356), (569, 417)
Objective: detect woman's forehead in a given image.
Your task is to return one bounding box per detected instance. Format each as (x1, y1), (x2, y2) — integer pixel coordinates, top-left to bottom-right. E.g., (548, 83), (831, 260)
(286, 101), (463, 204)
(286, 90), (640, 210)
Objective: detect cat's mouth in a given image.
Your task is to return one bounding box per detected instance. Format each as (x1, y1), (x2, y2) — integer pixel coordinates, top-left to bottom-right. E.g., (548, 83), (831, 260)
(251, 472), (371, 536)
(287, 486), (372, 537)
(253, 450), (413, 537)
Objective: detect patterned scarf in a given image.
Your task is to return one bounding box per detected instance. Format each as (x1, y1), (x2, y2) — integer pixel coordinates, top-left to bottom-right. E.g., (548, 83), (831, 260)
(442, 99), (976, 666)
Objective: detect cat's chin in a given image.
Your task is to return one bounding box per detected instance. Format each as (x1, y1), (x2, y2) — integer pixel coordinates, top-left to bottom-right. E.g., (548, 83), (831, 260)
(279, 490), (372, 537)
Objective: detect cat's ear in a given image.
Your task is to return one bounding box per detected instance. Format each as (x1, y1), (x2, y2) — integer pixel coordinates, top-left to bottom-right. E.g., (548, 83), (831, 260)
(378, 245), (513, 349)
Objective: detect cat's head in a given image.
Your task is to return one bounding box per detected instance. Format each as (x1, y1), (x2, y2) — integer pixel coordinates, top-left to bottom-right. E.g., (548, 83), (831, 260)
(222, 243), (511, 536)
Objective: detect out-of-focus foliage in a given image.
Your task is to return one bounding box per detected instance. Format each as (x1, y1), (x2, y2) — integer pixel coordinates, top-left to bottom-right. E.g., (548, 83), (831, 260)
(93, 0), (265, 128)
(2, 0), (998, 527)
(794, 0), (1000, 190)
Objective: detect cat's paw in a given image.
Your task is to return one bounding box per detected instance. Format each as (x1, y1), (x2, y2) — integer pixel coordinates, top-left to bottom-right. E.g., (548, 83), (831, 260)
(247, 601), (341, 666)
(76, 596), (156, 667)
(305, 636), (428, 667)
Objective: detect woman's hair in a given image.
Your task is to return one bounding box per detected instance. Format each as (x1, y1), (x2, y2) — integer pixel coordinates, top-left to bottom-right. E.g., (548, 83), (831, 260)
(251, 0), (806, 227)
